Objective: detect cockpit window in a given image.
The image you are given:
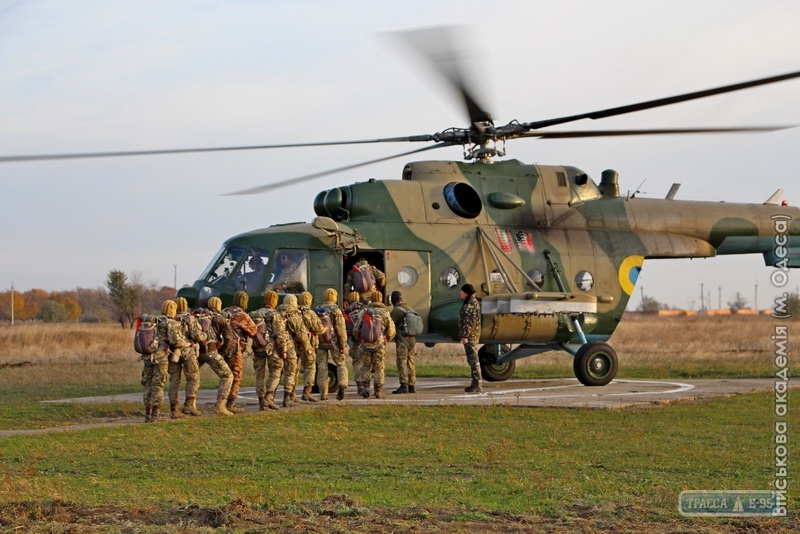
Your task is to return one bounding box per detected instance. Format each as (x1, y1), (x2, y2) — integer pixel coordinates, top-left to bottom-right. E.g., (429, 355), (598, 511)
(201, 246), (246, 285)
(230, 248), (270, 292)
(266, 250), (308, 293)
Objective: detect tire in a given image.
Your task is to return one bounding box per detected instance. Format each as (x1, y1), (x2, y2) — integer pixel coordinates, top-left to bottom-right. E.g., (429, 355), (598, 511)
(573, 342), (618, 386)
(311, 363), (339, 394)
(478, 344), (516, 382)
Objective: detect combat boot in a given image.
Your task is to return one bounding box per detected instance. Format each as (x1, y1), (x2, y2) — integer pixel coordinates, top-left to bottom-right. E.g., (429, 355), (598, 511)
(150, 404), (161, 422)
(264, 391), (280, 410)
(336, 385), (346, 400)
(214, 399), (234, 416)
(464, 379), (482, 393)
(301, 386), (319, 402)
(359, 385), (370, 398)
(258, 396), (267, 411)
(144, 405), (152, 423)
(170, 402), (184, 419)
(408, 384), (416, 393)
(392, 383), (408, 394)
(289, 386), (300, 405)
(374, 385), (385, 399)
(226, 399), (245, 413)
(282, 389), (292, 408)
(182, 397), (202, 416)
(356, 381), (364, 396)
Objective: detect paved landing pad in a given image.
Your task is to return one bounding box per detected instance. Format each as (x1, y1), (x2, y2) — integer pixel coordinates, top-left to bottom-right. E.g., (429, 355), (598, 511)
(55, 377), (775, 410)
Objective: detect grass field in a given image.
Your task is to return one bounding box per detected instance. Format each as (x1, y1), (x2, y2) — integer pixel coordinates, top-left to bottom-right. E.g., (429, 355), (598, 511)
(0, 315), (796, 532)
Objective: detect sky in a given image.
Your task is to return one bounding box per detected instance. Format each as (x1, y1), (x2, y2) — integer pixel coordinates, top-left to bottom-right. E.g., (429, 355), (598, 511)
(1, 0), (799, 311)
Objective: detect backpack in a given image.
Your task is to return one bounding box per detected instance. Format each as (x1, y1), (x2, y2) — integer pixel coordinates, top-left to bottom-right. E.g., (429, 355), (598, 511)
(401, 307), (424, 336)
(360, 308), (383, 343)
(192, 309), (218, 345)
(352, 264), (375, 293)
(250, 314), (274, 352)
(133, 315), (159, 355)
(315, 307), (334, 345)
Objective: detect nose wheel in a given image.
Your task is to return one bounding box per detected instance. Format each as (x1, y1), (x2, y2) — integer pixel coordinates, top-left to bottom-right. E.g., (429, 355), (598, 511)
(573, 341), (618, 386)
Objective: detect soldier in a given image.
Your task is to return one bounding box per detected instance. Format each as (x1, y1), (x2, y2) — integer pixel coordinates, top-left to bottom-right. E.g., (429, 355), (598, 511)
(141, 300), (189, 422)
(343, 291), (367, 395)
(279, 293), (313, 407)
(353, 290), (395, 399)
(169, 297), (205, 417)
(297, 291), (325, 402)
(344, 257), (386, 294)
(458, 283), (482, 393)
(389, 290), (417, 394)
(315, 288), (349, 401)
(194, 298), (234, 416)
(249, 290), (290, 410)
(222, 291), (258, 413)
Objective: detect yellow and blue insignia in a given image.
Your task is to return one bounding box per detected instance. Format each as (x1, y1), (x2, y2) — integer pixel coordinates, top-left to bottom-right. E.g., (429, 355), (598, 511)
(618, 255), (644, 295)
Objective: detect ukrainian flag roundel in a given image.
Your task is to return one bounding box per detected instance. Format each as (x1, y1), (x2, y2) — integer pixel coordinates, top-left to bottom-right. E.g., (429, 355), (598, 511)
(618, 255), (644, 295)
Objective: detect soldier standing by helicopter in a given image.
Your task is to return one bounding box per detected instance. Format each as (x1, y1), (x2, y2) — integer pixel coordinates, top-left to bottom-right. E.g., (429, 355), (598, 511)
(279, 293), (314, 407)
(389, 290), (416, 394)
(344, 291), (367, 396)
(353, 290), (395, 399)
(298, 291), (325, 402)
(458, 283), (483, 393)
(194, 298), (234, 416)
(249, 290), (290, 410)
(170, 297), (204, 417)
(222, 291), (258, 413)
(345, 258), (386, 294)
(315, 288), (349, 401)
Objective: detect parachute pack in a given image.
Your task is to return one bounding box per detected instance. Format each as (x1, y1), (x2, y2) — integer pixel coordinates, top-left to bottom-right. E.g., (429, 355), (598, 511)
(250, 314), (274, 352)
(133, 314), (159, 356)
(315, 307), (334, 345)
(360, 308), (383, 343)
(400, 306), (424, 336)
(352, 264), (375, 293)
(192, 308), (218, 346)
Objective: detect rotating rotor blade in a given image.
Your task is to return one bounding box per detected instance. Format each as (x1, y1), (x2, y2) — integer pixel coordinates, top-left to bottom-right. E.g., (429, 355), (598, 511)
(523, 69), (800, 131)
(0, 135), (439, 163)
(519, 125), (794, 139)
(225, 142), (452, 195)
(393, 26), (493, 127)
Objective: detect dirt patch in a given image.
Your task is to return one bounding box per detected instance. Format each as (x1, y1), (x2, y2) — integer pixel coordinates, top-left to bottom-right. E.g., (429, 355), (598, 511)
(0, 498), (794, 533)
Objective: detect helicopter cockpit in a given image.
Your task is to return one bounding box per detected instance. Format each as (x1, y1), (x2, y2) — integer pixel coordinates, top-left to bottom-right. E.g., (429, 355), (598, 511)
(197, 245), (271, 302)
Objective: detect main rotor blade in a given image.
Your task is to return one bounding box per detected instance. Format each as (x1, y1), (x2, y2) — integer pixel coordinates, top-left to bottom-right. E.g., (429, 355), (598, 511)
(520, 125), (794, 139)
(0, 136), (436, 163)
(393, 26), (493, 127)
(225, 142), (452, 196)
(525, 69), (800, 130)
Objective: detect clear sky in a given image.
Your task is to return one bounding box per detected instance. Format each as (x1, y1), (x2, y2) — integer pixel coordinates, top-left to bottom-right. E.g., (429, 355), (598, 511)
(1, 0), (799, 311)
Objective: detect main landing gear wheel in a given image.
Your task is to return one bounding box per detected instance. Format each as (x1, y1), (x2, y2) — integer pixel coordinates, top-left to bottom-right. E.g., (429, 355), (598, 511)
(311, 363), (340, 394)
(478, 344), (516, 382)
(573, 341), (618, 386)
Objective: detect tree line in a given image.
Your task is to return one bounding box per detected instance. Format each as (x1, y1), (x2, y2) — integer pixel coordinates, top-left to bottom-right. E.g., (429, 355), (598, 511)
(0, 270), (175, 327)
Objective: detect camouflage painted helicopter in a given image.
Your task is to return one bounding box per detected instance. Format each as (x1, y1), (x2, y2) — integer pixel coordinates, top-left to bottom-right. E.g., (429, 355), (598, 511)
(4, 30), (800, 387)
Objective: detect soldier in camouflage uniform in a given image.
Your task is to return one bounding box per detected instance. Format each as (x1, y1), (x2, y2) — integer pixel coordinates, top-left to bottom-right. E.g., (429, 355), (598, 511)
(297, 291), (325, 402)
(279, 293), (313, 407)
(458, 283), (482, 393)
(344, 258), (386, 293)
(343, 291), (367, 395)
(222, 291), (258, 413)
(141, 300), (190, 422)
(389, 290), (417, 395)
(315, 288), (349, 401)
(169, 297), (204, 417)
(353, 290), (395, 399)
(195, 298), (234, 416)
(249, 290), (290, 410)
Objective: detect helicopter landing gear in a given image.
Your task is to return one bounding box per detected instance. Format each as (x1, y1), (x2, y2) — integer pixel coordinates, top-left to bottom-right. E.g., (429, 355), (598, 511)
(478, 344), (516, 382)
(311, 363), (340, 394)
(573, 341), (618, 387)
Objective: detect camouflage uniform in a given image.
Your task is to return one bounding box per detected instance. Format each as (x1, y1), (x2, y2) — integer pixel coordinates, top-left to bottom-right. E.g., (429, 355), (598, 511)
(222, 304), (257, 412)
(458, 288), (483, 392)
(343, 296), (366, 394)
(390, 301), (417, 394)
(345, 259), (386, 293)
(195, 307), (234, 416)
(141, 302), (190, 422)
(315, 289), (349, 401)
(279, 294), (313, 407)
(168, 307), (205, 418)
(250, 302), (290, 410)
(353, 297), (395, 398)
(297, 292), (325, 402)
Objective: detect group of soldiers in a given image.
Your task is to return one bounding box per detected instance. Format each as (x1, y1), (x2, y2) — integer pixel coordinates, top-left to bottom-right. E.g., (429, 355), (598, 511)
(139, 264), (421, 422)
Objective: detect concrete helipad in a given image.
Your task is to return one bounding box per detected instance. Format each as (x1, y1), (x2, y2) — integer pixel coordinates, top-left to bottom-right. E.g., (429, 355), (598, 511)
(55, 377), (776, 411)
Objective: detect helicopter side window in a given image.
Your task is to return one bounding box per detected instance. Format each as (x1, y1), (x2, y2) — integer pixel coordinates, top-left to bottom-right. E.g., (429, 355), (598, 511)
(230, 247), (270, 292)
(266, 250), (308, 293)
(201, 245), (246, 286)
(575, 270), (594, 291)
(439, 266), (460, 289)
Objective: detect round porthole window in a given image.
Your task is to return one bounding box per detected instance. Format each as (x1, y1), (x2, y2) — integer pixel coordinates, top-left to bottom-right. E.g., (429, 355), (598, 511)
(397, 266), (419, 287)
(527, 269), (544, 288)
(575, 270), (594, 291)
(439, 267), (460, 288)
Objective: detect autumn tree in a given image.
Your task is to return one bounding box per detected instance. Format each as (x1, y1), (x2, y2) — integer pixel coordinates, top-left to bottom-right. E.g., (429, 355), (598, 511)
(106, 269), (143, 328)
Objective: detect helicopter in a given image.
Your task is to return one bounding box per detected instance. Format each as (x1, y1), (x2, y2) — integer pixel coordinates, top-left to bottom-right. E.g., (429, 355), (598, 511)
(4, 29), (800, 387)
